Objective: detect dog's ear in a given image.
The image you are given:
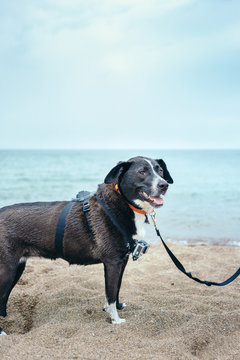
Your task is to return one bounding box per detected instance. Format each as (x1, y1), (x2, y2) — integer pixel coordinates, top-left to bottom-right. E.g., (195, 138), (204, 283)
(156, 159), (174, 184)
(104, 161), (132, 184)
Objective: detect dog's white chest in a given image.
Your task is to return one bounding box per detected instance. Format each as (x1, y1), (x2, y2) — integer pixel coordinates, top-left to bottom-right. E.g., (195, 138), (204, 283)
(133, 213), (146, 241)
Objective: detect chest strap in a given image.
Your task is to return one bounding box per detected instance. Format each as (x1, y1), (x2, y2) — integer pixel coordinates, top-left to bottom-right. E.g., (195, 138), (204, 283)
(95, 193), (136, 253)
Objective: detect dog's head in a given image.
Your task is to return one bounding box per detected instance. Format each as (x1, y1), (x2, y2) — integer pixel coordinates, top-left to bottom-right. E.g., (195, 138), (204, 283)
(104, 156), (173, 212)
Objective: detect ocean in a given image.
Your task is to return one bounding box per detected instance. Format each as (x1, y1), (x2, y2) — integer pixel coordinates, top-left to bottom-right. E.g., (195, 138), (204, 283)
(0, 149), (239, 247)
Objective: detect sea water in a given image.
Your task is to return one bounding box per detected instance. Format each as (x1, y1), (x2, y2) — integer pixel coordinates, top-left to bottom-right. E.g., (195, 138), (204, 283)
(0, 149), (239, 246)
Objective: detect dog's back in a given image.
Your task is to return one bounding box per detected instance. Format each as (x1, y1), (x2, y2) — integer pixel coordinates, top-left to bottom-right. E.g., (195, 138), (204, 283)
(0, 201), (68, 259)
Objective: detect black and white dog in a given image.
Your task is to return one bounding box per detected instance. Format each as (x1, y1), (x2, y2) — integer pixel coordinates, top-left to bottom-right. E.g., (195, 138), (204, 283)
(0, 156), (173, 334)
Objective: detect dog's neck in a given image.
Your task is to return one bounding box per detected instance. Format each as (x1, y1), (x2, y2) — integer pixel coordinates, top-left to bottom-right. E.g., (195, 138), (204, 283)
(114, 184), (147, 215)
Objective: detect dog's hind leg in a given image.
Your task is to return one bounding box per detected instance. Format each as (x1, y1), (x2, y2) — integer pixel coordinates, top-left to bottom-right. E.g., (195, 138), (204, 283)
(103, 260), (126, 324)
(0, 267), (15, 317)
(0, 258), (27, 318)
(0, 327), (7, 335)
(0, 262), (20, 335)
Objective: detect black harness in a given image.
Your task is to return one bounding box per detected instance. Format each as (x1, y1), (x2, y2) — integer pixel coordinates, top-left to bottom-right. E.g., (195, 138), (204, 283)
(55, 191), (240, 287)
(54, 191), (146, 259)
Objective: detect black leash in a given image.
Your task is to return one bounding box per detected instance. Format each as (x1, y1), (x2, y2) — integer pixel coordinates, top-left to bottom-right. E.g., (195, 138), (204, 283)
(54, 191), (240, 286)
(150, 212), (240, 287)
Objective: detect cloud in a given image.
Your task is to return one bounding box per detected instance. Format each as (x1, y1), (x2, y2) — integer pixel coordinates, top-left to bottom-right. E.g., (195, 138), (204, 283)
(27, 1), (240, 79)
(2, 0), (239, 80)
(0, 0), (195, 63)
(0, 0), (240, 149)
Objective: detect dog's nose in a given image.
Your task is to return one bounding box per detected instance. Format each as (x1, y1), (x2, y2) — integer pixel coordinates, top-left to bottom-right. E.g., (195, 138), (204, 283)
(158, 182), (168, 192)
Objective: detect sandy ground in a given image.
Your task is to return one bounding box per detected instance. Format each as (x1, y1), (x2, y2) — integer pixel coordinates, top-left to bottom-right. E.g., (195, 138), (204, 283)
(0, 243), (239, 360)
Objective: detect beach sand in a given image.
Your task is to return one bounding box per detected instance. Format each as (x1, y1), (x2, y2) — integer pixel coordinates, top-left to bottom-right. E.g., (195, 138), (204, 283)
(0, 243), (239, 360)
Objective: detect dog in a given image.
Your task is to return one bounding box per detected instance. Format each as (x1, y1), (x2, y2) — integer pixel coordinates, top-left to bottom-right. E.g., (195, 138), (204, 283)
(0, 156), (173, 334)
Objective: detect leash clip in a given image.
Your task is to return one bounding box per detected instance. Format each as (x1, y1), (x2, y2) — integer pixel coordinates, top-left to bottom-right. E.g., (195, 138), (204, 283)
(150, 211), (157, 228)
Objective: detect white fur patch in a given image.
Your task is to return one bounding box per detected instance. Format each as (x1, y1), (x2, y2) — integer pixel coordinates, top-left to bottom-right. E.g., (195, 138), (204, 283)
(104, 300), (126, 324)
(0, 330), (7, 336)
(133, 212), (146, 240)
(19, 257), (27, 264)
(134, 199), (154, 214)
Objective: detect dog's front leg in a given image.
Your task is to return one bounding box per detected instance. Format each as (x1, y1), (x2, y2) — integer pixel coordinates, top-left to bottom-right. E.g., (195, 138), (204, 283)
(103, 261), (126, 324)
(116, 255), (129, 310)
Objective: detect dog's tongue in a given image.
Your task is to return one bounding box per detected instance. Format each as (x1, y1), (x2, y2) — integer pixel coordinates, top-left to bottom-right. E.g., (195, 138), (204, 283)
(149, 195), (164, 206)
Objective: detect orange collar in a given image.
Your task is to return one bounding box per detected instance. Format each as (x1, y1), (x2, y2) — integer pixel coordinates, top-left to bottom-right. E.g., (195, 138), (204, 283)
(115, 184), (147, 215)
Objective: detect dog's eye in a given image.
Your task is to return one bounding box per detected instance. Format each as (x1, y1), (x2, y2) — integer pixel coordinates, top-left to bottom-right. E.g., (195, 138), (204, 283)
(155, 166), (163, 175)
(138, 170), (146, 175)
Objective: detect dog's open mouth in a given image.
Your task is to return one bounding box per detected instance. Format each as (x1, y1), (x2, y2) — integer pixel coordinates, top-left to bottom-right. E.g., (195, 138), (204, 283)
(139, 190), (164, 207)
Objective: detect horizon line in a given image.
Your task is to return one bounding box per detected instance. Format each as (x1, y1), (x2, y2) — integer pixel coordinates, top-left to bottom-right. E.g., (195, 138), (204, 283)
(0, 148), (239, 151)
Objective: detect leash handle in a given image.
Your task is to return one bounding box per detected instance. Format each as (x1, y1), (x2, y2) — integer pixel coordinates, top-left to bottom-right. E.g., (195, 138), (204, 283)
(150, 214), (240, 287)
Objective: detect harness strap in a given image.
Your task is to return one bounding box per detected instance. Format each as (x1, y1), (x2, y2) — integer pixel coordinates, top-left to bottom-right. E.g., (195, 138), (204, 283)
(54, 192), (93, 258)
(95, 193), (135, 252)
(150, 214), (240, 287)
(55, 201), (76, 258)
(83, 198), (92, 232)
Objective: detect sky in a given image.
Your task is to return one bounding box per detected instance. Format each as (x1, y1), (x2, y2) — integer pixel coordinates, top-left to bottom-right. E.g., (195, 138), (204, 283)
(0, 0), (240, 149)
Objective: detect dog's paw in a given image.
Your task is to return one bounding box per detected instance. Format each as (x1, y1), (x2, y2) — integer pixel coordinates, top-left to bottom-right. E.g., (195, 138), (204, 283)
(111, 318), (126, 324)
(0, 328), (7, 336)
(117, 302), (126, 310)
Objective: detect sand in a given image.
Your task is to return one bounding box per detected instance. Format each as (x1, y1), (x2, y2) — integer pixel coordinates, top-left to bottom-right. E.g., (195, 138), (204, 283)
(0, 243), (239, 360)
